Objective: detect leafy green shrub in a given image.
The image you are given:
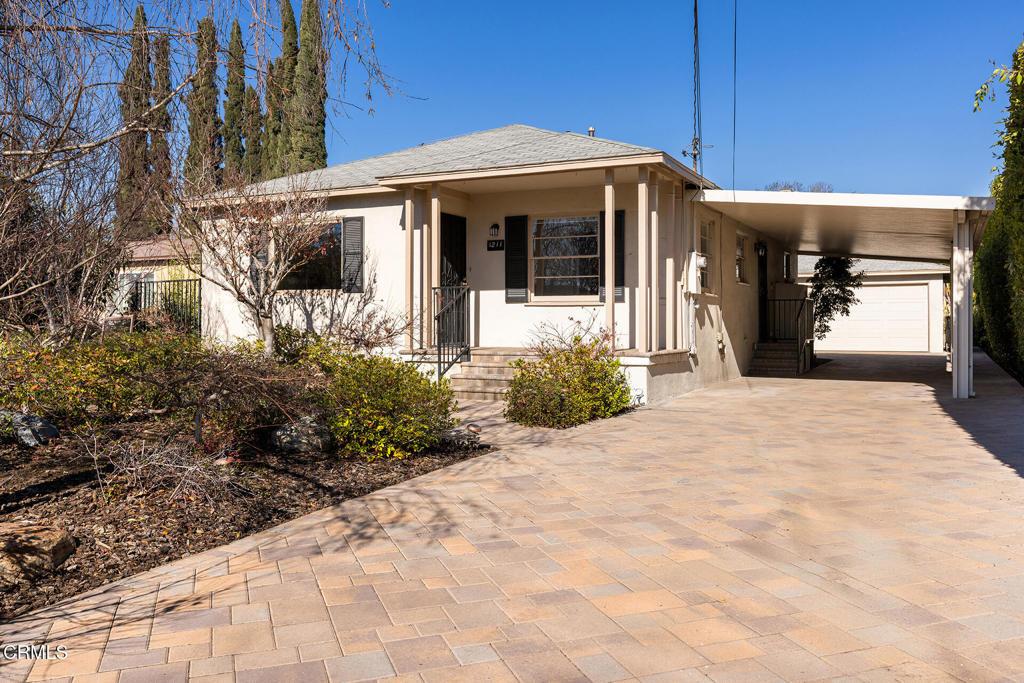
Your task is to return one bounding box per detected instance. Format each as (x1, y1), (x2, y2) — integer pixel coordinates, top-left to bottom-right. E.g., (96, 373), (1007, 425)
(0, 332), (321, 444)
(303, 344), (456, 460)
(0, 332), (203, 425)
(504, 334), (631, 428)
(273, 325), (321, 364)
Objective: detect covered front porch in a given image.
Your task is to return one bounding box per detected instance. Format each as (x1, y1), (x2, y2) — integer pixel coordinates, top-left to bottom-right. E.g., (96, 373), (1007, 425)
(386, 155), (767, 402)
(699, 189), (994, 399)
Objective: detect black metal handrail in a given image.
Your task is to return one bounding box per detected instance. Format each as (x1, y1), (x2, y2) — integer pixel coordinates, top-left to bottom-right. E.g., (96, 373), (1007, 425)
(795, 298), (812, 375)
(766, 297), (814, 375)
(129, 278), (201, 332)
(433, 285), (469, 380)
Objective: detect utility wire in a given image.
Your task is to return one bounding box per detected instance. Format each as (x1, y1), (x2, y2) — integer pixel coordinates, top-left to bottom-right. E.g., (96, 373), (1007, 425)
(692, 0), (703, 178)
(731, 0), (738, 197)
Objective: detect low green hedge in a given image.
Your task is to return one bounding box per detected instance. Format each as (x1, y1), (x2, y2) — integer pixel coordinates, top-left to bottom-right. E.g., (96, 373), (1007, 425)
(0, 331), (204, 425)
(302, 343), (457, 460)
(1, 331), (459, 460)
(503, 335), (631, 428)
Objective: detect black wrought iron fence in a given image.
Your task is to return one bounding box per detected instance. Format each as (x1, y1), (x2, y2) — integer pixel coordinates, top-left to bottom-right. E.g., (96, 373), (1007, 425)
(433, 285), (470, 379)
(129, 278), (201, 332)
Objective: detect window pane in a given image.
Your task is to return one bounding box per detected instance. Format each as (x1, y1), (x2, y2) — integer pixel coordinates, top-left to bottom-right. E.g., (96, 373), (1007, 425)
(281, 224), (342, 290)
(531, 215), (600, 297)
(535, 276), (600, 297)
(535, 216), (598, 238)
(533, 236), (598, 257)
(535, 257), (600, 278)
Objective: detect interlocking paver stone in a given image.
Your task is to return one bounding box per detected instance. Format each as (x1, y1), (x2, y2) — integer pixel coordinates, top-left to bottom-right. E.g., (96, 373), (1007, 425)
(6, 353), (1024, 681)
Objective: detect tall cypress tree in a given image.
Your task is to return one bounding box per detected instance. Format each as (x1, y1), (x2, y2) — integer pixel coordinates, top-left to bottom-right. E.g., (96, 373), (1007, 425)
(289, 0), (327, 172)
(262, 0), (298, 177)
(262, 60), (282, 179)
(117, 4), (152, 238)
(223, 20), (246, 180)
(242, 85), (264, 182)
(185, 17), (223, 189)
(150, 34), (173, 233)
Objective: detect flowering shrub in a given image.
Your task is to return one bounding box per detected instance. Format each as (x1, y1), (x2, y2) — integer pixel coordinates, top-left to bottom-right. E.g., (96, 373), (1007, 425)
(302, 343), (457, 460)
(503, 332), (631, 429)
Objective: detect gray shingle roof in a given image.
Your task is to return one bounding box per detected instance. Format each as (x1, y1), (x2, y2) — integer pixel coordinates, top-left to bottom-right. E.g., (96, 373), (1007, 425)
(798, 255), (946, 275)
(254, 124), (659, 194)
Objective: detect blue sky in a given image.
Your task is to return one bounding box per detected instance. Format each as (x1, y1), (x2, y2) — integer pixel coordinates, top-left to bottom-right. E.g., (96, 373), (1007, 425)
(323, 1), (1024, 197)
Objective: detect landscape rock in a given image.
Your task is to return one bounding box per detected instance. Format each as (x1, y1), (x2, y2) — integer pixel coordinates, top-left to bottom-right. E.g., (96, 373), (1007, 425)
(0, 523), (75, 586)
(271, 417), (331, 454)
(438, 426), (482, 451)
(0, 410), (60, 448)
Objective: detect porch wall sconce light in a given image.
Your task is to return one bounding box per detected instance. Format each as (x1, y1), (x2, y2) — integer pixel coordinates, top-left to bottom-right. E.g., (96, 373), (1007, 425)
(489, 223), (500, 237)
(754, 242), (768, 257)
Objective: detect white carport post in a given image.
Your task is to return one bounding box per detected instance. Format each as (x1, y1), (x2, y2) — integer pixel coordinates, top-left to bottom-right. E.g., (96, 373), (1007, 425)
(951, 211), (974, 399)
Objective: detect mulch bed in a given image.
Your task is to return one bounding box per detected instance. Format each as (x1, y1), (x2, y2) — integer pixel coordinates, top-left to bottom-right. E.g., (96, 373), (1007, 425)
(0, 440), (485, 622)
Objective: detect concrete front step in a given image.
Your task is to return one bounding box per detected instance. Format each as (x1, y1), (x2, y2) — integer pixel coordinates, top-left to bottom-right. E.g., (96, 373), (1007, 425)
(456, 363), (518, 378)
(448, 348), (539, 401)
(752, 350), (799, 359)
(749, 358), (800, 368)
(454, 388), (507, 401)
(450, 376), (513, 392)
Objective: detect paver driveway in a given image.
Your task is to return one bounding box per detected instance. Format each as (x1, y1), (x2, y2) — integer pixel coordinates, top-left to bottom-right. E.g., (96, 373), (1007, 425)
(4, 351), (1024, 682)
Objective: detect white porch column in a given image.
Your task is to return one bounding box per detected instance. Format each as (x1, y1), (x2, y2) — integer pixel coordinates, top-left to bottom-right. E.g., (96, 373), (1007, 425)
(604, 169), (616, 343)
(404, 188), (415, 349)
(419, 189), (429, 347)
(952, 212), (973, 399)
(650, 170), (661, 352)
(665, 182), (677, 351)
(637, 167), (650, 353)
(426, 183), (441, 348)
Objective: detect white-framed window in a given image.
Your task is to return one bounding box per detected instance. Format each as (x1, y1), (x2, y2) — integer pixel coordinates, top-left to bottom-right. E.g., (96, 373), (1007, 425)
(531, 214), (600, 298)
(699, 218), (715, 292)
(735, 235), (748, 283)
(783, 250), (793, 282)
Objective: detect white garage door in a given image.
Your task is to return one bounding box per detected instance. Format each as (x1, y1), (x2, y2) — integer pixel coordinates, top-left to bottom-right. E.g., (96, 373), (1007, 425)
(816, 284), (930, 352)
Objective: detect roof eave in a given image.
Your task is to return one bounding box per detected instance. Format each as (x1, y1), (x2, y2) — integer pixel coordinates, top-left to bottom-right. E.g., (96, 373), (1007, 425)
(374, 152), (716, 188)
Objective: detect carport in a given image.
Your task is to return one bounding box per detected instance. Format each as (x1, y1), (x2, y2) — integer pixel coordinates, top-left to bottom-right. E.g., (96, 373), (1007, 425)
(698, 190), (994, 399)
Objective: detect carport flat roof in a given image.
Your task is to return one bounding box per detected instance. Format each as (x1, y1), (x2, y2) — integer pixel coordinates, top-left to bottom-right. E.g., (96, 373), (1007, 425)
(698, 190), (994, 262)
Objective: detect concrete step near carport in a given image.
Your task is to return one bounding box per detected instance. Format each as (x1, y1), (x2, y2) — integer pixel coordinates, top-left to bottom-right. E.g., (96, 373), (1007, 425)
(450, 348), (538, 401)
(747, 340), (801, 377)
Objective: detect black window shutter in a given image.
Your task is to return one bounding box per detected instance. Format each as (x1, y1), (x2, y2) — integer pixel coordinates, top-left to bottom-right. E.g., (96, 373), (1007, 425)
(504, 215), (528, 303)
(599, 210), (626, 302)
(341, 217), (364, 293)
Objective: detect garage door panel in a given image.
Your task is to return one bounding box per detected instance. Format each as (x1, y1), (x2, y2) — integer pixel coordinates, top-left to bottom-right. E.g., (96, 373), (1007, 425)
(815, 284), (929, 352)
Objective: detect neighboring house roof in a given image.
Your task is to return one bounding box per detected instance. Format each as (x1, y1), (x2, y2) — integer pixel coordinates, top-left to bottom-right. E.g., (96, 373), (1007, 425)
(797, 255), (946, 276)
(252, 124), (672, 195)
(126, 236), (196, 262)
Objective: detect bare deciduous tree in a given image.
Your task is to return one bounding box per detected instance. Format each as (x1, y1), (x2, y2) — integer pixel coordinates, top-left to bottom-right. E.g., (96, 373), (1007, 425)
(176, 174), (331, 354)
(277, 255), (413, 352)
(0, 0), (393, 336)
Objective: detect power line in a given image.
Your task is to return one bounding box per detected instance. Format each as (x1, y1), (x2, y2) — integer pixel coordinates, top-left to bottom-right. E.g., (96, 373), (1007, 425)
(731, 0), (738, 195)
(690, 0), (703, 177)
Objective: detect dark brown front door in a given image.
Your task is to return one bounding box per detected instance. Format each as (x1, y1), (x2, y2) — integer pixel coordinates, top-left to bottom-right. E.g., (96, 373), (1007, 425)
(440, 213), (467, 287)
(757, 242), (769, 340)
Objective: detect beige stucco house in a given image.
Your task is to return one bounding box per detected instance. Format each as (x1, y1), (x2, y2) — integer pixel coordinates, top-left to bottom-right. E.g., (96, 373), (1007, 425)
(202, 124), (991, 402)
